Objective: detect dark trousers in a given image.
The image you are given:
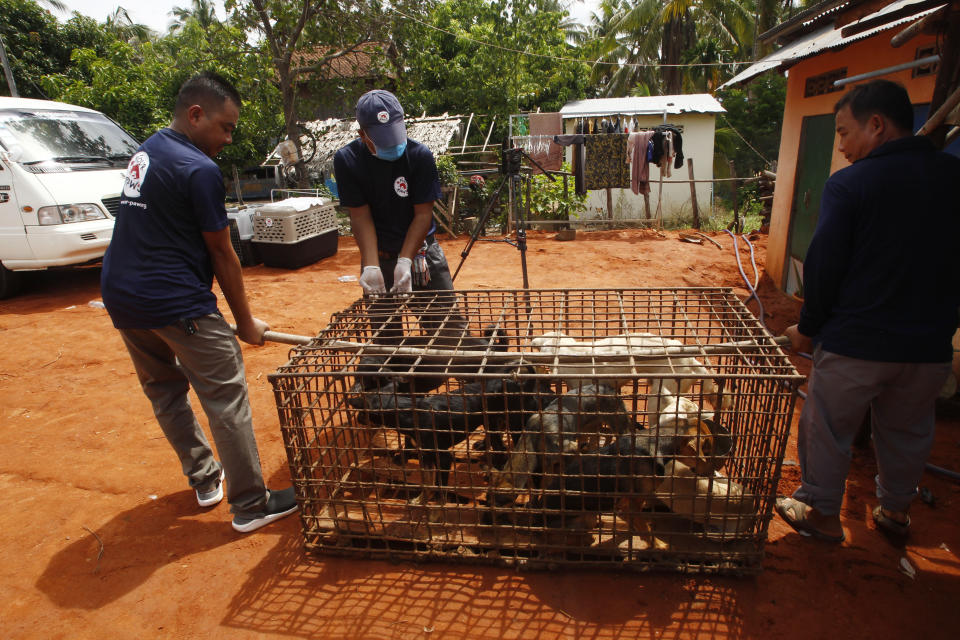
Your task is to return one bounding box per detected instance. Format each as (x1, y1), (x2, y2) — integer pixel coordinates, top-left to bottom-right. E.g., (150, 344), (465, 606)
(368, 239), (467, 343)
(793, 347), (949, 515)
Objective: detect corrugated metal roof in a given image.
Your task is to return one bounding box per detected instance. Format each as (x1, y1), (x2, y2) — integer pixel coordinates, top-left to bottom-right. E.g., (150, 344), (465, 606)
(758, 0), (858, 45)
(720, 0), (946, 88)
(559, 94), (725, 118)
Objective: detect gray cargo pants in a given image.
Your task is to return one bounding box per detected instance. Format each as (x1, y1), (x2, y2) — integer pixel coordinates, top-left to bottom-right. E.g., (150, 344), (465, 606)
(118, 313), (268, 516)
(793, 347), (950, 515)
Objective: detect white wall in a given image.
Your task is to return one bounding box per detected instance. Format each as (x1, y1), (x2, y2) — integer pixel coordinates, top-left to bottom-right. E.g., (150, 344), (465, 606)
(562, 113), (716, 226)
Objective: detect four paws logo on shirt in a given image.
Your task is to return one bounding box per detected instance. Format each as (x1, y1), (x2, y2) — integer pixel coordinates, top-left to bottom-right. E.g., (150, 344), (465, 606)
(122, 151), (150, 198)
(393, 176), (409, 198)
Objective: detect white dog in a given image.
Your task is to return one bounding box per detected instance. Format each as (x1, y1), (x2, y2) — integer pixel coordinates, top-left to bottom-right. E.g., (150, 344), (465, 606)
(529, 332), (729, 427)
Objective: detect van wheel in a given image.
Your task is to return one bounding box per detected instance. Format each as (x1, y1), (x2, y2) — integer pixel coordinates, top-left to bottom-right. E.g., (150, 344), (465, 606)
(0, 264), (22, 299)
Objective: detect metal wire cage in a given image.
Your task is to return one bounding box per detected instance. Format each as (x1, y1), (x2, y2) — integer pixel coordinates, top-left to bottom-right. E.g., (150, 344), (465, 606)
(271, 288), (804, 574)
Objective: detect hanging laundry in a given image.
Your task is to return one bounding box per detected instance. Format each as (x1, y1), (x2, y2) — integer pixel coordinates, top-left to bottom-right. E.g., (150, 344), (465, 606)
(662, 130), (673, 178)
(584, 133), (630, 190)
(553, 134), (586, 195)
(528, 112), (564, 173)
(672, 128), (685, 169)
(650, 124), (685, 169)
(627, 130), (655, 195)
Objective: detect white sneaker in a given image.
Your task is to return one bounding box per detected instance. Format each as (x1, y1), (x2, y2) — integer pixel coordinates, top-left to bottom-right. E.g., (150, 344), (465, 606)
(231, 487), (298, 533)
(196, 469), (225, 508)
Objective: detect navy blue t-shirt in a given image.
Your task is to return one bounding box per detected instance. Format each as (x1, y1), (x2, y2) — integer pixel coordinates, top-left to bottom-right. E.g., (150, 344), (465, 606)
(333, 138), (441, 253)
(799, 136), (960, 362)
(101, 128), (227, 329)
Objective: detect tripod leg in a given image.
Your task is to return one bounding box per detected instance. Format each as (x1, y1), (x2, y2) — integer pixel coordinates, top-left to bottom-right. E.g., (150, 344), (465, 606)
(452, 175), (509, 282)
(511, 174), (530, 297)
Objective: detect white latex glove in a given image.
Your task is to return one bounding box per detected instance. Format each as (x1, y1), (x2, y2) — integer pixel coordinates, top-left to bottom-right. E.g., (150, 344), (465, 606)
(359, 266), (386, 295)
(391, 257), (413, 293)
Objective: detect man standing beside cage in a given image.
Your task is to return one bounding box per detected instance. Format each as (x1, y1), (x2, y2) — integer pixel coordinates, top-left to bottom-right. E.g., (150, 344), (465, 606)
(333, 89), (464, 342)
(778, 79), (960, 545)
(100, 72), (298, 534)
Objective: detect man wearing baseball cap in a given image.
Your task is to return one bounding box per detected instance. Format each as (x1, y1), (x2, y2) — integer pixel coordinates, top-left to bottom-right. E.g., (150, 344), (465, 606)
(333, 89), (454, 302)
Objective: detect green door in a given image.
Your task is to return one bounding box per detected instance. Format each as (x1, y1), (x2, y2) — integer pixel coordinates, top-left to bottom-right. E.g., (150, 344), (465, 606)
(788, 114), (835, 262)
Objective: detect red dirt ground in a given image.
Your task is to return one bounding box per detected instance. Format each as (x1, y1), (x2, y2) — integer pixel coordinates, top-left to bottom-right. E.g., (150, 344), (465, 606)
(1, 229), (957, 639)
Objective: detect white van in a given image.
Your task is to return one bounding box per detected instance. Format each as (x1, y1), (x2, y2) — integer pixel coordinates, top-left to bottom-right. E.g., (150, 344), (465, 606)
(0, 97), (139, 298)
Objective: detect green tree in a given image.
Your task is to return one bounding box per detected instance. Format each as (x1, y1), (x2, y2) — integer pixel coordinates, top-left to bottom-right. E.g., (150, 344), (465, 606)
(589, 0), (773, 96)
(226, 0), (393, 185)
(0, 0), (73, 97)
(41, 14), (281, 172)
(396, 0), (589, 144)
(715, 71), (785, 176)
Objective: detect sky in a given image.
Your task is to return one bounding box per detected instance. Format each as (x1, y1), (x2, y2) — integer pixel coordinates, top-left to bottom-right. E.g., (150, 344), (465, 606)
(52, 0), (228, 34)
(59, 0), (602, 35)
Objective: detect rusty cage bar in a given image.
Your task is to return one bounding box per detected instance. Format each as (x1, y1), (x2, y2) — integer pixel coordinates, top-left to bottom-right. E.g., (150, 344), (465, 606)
(270, 288), (804, 574)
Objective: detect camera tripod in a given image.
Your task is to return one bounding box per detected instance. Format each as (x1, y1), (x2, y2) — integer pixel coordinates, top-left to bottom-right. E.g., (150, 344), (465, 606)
(452, 144), (556, 289)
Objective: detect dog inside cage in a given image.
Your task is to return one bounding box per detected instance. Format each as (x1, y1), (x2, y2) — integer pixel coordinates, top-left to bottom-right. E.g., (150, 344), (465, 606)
(272, 289), (802, 573)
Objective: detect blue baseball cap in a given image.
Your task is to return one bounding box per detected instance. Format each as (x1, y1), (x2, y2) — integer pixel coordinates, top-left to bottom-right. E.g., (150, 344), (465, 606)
(356, 89), (407, 149)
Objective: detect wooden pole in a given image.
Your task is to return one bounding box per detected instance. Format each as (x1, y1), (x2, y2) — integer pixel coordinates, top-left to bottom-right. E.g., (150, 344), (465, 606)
(0, 34), (18, 97)
(643, 192), (651, 220)
(917, 84), (960, 136)
(482, 115), (497, 152)
(448, 184), (459, 235)
(606, 187), (613, 228)
(232, 165), (244, 205)
(431, 203), (456, 237)
(687, 157), (700, 229)
(319, 335), (792, 360)
(945, 124), (960, 146)
(923, 5), (960, 149)
(891, 7), (945, 48)
(460, 113), (474, 153)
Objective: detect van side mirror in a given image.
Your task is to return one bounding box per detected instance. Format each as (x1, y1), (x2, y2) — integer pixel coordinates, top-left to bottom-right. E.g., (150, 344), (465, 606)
(0, 147), (22, 163)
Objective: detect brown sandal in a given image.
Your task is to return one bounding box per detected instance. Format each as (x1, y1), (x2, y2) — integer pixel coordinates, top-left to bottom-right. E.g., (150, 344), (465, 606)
(872, 505), (910, 546)
(775, 496), (845, 542)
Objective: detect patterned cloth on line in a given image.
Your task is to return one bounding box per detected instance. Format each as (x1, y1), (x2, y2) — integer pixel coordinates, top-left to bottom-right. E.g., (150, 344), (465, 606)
(584, 133), (630, 190)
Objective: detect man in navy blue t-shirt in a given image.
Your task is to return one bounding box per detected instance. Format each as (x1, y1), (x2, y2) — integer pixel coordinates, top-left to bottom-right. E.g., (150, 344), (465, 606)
(101, 72), (297, 533)
(333, 90), (452, 293)
(778, 80), (960, 545)
(334, 89), (463, 341)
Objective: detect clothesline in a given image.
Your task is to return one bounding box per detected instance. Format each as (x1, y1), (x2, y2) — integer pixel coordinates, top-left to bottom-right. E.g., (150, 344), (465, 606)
(513, 128), (686, 135)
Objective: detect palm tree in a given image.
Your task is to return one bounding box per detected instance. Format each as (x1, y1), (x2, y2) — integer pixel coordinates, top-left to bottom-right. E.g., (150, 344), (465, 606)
(589, 0), (757, 96)
(104, 7), (154, 44)
(169, 0), (221, 33)
(590, 0), (665, 96)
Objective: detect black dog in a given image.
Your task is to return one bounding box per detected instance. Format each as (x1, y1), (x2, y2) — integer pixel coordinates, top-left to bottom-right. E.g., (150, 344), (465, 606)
(350, 327), (512, 395)
(531, 433), (664, 529)
(347, 375), (550, 503)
